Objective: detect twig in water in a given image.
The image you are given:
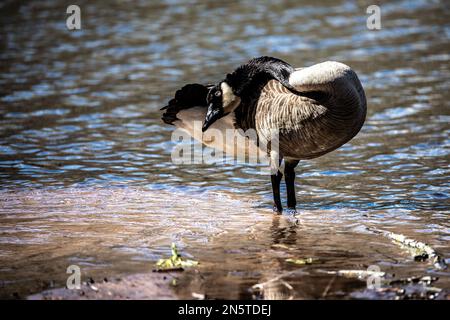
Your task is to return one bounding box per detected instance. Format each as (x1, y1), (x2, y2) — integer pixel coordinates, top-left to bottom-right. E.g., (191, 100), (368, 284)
(321, 275), (336, 298)
(367, 227), (447, 270)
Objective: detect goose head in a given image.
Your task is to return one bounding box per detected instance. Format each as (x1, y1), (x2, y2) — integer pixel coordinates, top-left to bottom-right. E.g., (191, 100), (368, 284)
(202, 81), (241, 132)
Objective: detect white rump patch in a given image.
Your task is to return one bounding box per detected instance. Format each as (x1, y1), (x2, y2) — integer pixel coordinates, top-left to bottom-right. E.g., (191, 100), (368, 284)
(289, 61), (351, 89)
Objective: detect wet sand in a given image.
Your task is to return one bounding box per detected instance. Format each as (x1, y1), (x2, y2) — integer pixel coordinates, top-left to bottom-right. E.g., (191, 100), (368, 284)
(28, 272), (178, 300)
(0, 187), (448, 300)
(28, 268), (449, 300)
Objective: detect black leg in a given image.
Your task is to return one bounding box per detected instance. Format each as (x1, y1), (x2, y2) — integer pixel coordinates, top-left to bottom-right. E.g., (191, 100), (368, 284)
(285, 159), (299, 211)
(271, 170), (283, 213)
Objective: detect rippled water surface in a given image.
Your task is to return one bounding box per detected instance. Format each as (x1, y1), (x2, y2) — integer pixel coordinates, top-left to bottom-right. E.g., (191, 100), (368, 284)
(0, 0), (449, 299)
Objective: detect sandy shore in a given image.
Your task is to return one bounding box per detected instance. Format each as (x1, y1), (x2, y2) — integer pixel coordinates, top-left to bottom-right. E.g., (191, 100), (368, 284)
(27, 272), (179, 300)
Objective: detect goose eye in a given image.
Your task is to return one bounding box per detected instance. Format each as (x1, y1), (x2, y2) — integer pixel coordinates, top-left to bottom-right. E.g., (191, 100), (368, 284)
(215, 91), (222, 97)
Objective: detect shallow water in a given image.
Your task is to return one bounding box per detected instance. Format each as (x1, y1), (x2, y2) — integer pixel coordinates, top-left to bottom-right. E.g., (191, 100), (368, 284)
(0, 0), (449, 299)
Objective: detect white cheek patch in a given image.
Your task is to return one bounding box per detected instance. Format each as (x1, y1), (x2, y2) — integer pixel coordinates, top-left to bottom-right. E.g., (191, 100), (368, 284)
(221, 82), (241, 113)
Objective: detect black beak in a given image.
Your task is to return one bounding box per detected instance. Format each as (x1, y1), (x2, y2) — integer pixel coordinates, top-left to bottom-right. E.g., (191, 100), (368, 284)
(202, 104), (223, 132)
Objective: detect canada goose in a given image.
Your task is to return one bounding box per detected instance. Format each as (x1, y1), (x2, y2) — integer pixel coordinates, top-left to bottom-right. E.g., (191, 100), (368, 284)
(162, 56), (366, 213)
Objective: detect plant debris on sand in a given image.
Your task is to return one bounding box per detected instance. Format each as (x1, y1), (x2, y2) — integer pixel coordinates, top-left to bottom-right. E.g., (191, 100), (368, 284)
(285, 258), (314, 265)
(155, 243), (199, 271)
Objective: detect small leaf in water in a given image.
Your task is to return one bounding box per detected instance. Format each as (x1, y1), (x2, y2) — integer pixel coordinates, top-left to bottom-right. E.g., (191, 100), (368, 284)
(285, 258), (314, 265)
(156, 243), (199, 270)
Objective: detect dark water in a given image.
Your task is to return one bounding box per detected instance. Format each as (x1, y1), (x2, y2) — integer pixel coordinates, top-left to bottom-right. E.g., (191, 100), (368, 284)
(0, 0), (449, 299)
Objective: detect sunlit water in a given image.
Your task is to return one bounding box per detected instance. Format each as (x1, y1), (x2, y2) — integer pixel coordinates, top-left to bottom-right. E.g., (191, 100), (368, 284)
(0, 0), (449, 299)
